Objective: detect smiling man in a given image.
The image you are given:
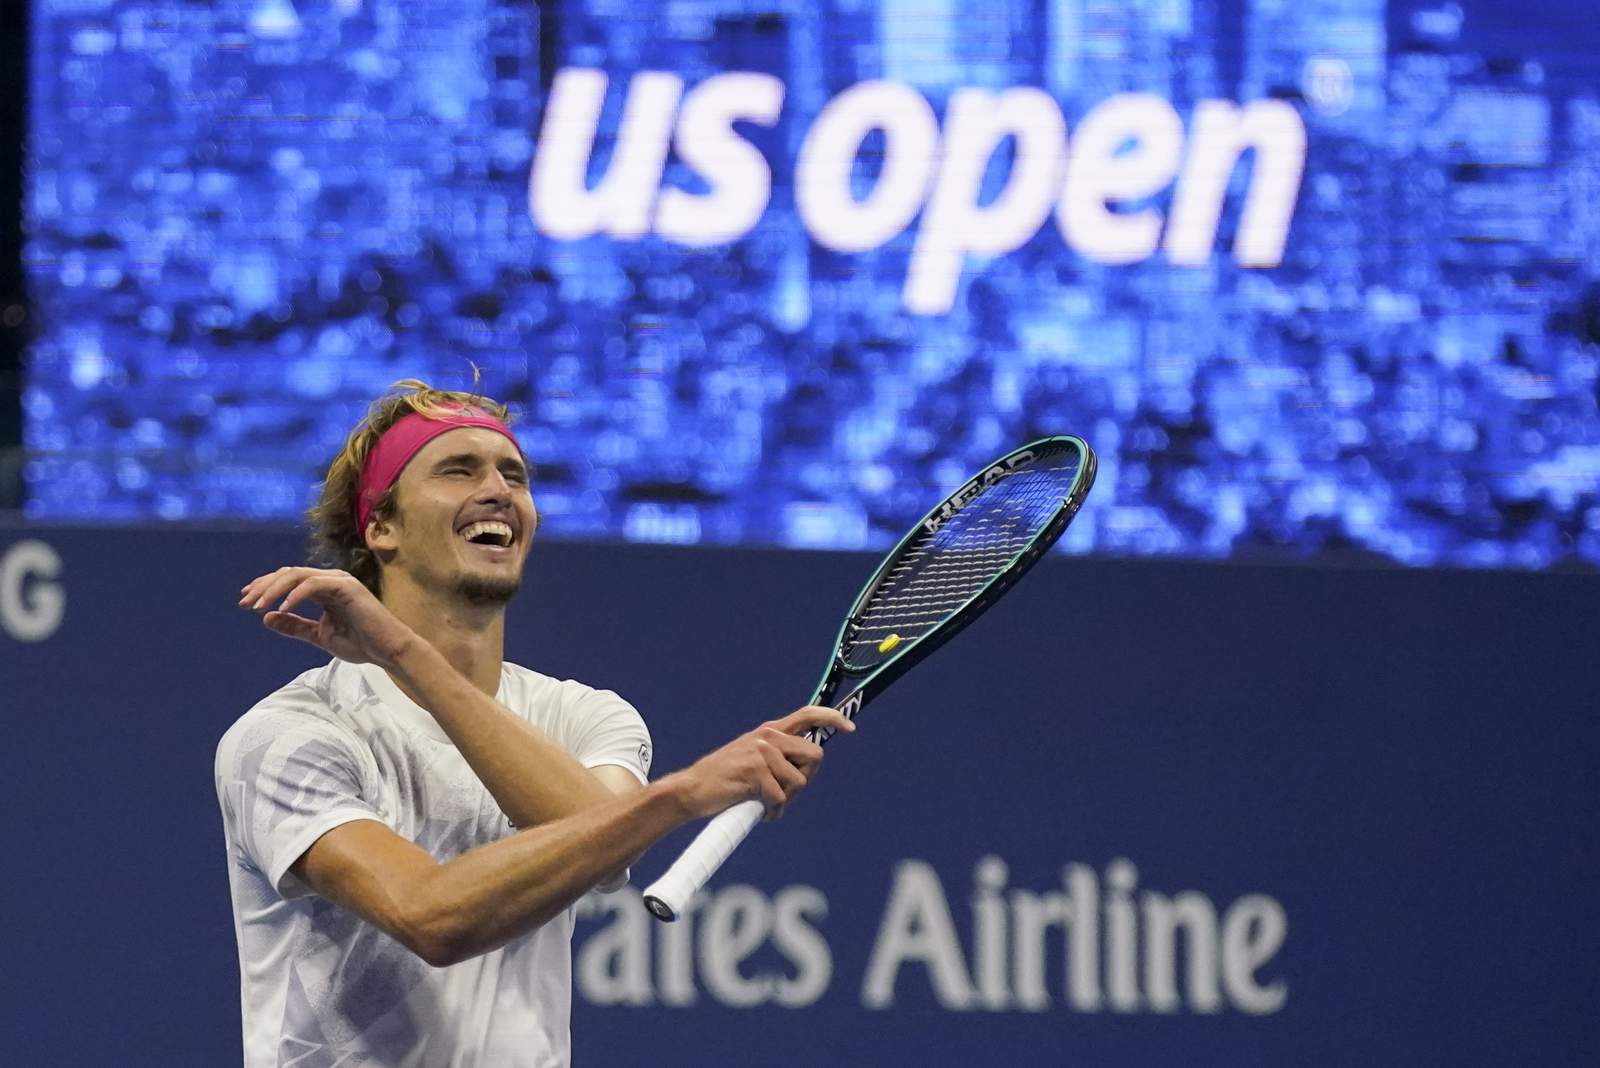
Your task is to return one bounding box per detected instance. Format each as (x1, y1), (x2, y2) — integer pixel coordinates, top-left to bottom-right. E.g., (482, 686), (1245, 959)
(214, 379), (850, 1067)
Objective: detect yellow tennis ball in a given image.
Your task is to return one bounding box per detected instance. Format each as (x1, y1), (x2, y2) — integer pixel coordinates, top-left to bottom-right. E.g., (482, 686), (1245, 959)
(878, 633), (902, 654)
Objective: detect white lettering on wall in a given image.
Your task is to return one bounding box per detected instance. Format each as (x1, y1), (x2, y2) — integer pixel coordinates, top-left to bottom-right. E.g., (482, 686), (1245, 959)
(699, 884), (775, 1007)
(856, 857), (1288, 1014)
(1142, 885), (1222, 1013)
(1164, 99), (1308, 267)
(1058, 93), (1185, 267)
(575, 883), (833, 1009)
(1221, 893), (1290, 1013)
(771, 885), (833, 1007)
(576, 880), (654, 1005)
(0, 540), (65, 643)
(904, 86), (1066, 315)
(529, 69), (1308, 315)
(529, 68), (682, 240)
(572, 859), (1287, 1015)
(655, 72), (786, 246)
(971, 854), (1012, 1009)
(796, 80), (940, 254)
(861, 859), (977, 1010)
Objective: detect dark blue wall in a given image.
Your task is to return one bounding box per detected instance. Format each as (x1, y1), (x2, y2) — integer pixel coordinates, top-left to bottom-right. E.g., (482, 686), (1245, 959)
(2, 523), (1595, 1065)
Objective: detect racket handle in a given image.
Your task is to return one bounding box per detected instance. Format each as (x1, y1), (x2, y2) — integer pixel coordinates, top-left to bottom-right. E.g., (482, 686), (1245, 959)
(641, 798), (765, 922)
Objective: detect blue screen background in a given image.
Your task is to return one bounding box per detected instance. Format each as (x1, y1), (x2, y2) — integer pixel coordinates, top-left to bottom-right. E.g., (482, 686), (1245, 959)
(23, 0), (1600, 567)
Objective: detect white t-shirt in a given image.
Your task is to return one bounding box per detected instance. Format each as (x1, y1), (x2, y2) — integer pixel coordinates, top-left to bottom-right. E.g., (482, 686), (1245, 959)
(214, 658), (652, 1068)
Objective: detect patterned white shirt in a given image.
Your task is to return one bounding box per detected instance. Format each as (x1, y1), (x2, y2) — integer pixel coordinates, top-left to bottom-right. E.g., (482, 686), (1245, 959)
(215, 658), (652, 1068)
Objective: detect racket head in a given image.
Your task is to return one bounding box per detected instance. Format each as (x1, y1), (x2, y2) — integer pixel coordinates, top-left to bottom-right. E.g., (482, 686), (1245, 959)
(812, 435), (1095, 706)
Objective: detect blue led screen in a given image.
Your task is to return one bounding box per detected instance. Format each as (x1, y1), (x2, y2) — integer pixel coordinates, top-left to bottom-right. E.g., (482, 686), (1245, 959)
(23, 0), (1600, 566)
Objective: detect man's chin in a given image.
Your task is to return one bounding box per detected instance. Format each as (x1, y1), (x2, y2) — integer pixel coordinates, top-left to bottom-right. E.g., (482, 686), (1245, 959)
(454, 572), (522, 607)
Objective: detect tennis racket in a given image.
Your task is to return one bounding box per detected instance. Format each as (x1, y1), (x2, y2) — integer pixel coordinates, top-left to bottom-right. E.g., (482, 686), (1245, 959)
(641, 435), (1097, 921)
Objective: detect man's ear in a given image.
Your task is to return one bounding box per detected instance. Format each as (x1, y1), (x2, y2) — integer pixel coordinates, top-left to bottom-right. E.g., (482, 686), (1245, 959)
(365, 515), (400, 554)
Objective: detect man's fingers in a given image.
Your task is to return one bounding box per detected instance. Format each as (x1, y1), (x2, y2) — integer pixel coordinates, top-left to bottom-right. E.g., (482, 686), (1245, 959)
(239, 567), (344, 612)
(761, 728), (825, 773)
(760, 741), (808, 795)
(263, 610), (321, 645)
(241, 568), (309, 612)
(278, 575), (342, 617)
(751, 765), (787, 819)
(774, 704), (856, 738)
(238, 567), (285, 600)
(238, 574), (273, 607)
(238, 570), (351, 619)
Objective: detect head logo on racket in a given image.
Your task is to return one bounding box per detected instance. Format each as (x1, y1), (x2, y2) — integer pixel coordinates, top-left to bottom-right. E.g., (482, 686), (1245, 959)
(923, 448), (1039, 534)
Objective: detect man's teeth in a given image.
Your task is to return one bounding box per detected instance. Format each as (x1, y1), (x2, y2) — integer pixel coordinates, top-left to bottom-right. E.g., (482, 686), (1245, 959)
(459, 520), (514, 547)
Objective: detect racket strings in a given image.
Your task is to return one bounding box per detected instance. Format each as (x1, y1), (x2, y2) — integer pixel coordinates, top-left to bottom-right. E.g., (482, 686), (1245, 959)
(841, 453), (1082, 664)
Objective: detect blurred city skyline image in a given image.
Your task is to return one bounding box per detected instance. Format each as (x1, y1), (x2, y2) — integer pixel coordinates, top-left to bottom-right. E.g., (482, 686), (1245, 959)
(24, 0), (1600, 568)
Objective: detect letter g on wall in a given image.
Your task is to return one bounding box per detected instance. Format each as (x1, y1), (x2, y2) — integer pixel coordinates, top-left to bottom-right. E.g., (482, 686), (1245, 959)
(1, 540), (65, 642)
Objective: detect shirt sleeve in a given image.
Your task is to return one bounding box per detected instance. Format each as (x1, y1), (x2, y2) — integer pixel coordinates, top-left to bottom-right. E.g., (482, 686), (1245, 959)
(215, 708), (386, 900)
(566, 685), (653, 787)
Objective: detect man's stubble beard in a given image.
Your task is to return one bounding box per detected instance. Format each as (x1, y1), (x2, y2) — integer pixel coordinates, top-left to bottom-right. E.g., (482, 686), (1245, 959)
(455, 569), (522, 606)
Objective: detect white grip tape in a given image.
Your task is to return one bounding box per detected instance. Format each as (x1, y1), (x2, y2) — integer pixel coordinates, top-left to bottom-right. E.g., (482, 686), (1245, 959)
(641, 798), (765, 922)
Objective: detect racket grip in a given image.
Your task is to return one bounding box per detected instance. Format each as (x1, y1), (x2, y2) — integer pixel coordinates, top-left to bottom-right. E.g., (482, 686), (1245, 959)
(641, 798), (765, 922)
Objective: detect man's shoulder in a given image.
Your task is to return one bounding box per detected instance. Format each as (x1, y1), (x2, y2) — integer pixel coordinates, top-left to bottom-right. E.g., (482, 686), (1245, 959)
(500, 662), (644, 744)
(501, 661), (628, 711)
(215, 661), (365, 771)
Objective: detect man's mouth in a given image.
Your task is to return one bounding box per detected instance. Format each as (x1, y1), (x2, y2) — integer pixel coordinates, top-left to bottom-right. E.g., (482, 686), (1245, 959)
(458, 519), (515, 552)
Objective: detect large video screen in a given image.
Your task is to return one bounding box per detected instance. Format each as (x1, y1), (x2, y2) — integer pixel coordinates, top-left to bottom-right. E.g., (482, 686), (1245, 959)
(24, 0), (1600, 566)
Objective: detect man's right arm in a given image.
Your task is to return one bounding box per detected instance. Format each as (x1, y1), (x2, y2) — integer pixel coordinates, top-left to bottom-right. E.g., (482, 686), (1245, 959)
(291, 706), (852, 967)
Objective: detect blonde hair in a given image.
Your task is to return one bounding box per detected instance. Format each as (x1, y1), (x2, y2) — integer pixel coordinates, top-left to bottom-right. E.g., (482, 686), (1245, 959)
(307, 378), (516, 597)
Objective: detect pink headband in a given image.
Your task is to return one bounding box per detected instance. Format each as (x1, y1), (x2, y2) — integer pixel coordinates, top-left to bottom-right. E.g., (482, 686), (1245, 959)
(356, 406), (521, 532)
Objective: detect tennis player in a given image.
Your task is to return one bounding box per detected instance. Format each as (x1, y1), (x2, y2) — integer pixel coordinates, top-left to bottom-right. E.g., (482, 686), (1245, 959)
(214, 380), (850, 1067)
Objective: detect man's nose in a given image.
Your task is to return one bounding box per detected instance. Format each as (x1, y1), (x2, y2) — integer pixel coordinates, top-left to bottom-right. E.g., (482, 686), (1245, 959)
(477, 469), (514, 498)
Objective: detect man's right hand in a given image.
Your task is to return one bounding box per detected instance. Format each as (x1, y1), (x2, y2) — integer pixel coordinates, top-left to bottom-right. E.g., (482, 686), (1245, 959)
(239, 566), (420, 668)
(666, 706), (855, 821)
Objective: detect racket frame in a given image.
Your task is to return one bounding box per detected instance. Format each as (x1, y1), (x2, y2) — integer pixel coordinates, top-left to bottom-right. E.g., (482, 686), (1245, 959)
(807, 434), (1097, 725)
(641, 435), (1096, 920)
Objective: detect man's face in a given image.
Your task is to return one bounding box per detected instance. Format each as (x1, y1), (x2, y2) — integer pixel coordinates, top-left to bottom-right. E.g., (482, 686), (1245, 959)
(369, 427), (538, 606)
